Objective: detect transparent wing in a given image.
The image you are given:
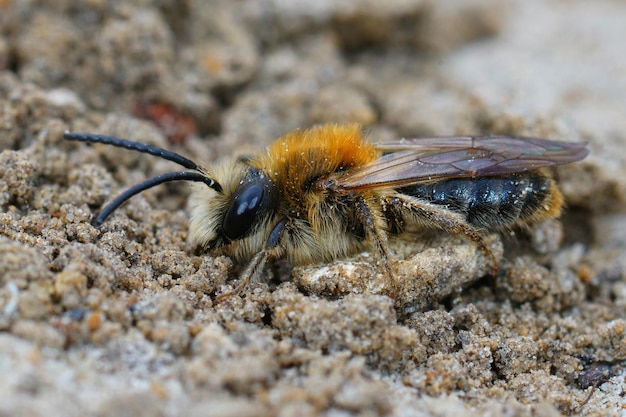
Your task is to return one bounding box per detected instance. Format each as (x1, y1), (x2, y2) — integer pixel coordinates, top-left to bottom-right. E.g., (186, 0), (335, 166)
(329, 135), (588, 192)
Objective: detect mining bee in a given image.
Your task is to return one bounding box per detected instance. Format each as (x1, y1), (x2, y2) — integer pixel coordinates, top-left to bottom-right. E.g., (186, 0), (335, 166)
(64, 124), (588, 293)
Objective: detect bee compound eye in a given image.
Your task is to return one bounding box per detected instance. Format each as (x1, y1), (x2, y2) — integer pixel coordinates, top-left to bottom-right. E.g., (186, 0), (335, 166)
(222, 184), (264, 241)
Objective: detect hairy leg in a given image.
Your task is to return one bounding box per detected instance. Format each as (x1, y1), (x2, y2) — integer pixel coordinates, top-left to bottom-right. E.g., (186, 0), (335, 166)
(353, 195), (397, 294)
(383, 195), (500, 276)
(216, 219), (286, 300)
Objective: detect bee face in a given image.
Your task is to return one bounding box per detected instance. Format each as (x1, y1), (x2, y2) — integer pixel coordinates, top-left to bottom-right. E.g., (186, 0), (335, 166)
(64, 124), (588, 293)
(189, 160), (277, 254)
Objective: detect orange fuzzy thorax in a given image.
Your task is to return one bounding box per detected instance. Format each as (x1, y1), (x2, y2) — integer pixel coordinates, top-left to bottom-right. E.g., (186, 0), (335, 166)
(255, 124), (378, 201)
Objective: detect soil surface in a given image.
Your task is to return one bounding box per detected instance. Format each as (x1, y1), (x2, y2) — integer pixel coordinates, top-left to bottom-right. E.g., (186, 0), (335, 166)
(1, 1), (625, 416)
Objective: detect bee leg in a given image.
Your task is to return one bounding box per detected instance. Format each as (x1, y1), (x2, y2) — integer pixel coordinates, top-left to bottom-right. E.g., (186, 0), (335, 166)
(354, 196), (395, 294)
(384, 195), (499, 276)
(232, 251), (272, 294)
(217, 220), (287, 301)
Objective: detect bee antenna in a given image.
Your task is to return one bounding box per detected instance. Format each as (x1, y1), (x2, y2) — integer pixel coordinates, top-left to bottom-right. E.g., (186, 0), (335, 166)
(64, 132), (205, 171)
(94, 171), (220, 226)
(63, 132), (223, 226)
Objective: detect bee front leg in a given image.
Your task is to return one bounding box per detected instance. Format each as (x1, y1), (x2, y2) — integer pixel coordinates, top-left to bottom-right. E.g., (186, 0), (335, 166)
(218, 219), (287, 300)
(383, 195), (500, 277)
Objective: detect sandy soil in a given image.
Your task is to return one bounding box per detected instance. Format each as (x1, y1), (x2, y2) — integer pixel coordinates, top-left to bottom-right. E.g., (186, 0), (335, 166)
(1, 0), (625, 416)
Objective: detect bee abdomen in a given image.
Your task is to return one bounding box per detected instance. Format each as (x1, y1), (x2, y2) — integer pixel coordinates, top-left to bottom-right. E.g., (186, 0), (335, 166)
(400, 172), (557, 229)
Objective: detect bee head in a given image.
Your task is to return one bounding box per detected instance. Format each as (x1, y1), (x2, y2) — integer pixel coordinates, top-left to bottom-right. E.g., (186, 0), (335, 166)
(63, 132), (278, 256)
(189, 161), (277, 251)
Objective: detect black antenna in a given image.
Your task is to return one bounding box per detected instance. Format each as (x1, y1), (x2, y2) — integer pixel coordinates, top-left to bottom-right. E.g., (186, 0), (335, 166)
(64, 132), (223, 225)
(64, 132), (205, 171)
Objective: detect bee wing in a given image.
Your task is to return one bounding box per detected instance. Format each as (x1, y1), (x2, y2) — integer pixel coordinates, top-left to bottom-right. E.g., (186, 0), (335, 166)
(331, 136), (588, 192)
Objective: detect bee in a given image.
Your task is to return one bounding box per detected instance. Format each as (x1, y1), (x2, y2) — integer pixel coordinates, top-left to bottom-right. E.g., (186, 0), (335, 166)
(63, 124), (588, 294)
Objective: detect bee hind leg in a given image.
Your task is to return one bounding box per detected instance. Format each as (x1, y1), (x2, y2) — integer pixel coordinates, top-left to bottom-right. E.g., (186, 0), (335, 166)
(383, 195), (500, 277)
